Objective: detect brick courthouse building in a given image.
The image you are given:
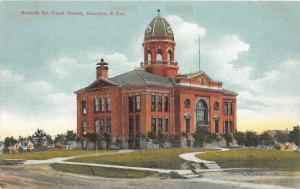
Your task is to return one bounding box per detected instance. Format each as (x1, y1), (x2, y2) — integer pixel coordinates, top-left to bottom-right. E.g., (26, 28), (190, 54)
(75, 12), (237, 147)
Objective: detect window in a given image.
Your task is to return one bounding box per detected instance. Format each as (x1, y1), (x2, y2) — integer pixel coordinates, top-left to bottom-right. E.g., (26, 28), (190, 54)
(82, 121), (87, 135)
(94, 96), (99, 112)
(229, 121), (234, 133)
(128, 96), (134, 113)
(156, 49), (162, 62)
(164, 96), (169, 112)
(82, 99), (87, 115)
(184, 99), (191, 108)
(224, 121), (229, 133)
(135, 96), (141, 112)
(158, 96), (162, 112)
(196, 99), (208, 125)
(135, 116), (140, 136)
(147, 51), (151, 63)
(185, 117), (190, 133)
(214, 120), (219, 133)
(106, 119), (111, 135)
(95, 120), (100, 135)
(151, 118), (156, 134)
(224, 101), (228, 115)
(158, 118), (163, 134)
(100, 119), (105, 137)
(129, 116), (134, 135)
(164, 118), (169, 133)
(151, 95), (156, 111)
(167, 50), (172, 64)
(106, 97), (111, 112)
(214, 102), (219, 110)
(100, 98), (105, 112)
(228, 102), (232, 115)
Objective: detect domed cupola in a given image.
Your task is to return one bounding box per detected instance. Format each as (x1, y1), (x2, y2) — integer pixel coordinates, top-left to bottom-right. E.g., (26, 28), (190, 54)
(145, 14), (174, 38)
(143, 10), (179, 78)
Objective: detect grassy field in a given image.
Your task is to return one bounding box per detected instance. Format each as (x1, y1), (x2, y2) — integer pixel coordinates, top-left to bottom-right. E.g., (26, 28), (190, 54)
(197, 149), (300, 171)
(0, 159), (24, 165)
(70, 148), (212, 169)
(0, 150), (106, 160)
(50, 163), (155, 178)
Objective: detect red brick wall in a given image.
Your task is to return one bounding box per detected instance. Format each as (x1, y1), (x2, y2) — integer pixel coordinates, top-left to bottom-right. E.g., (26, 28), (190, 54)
(76, 83), (237, 139)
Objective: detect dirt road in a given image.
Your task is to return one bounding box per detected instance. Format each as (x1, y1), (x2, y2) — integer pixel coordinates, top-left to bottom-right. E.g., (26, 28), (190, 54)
(0, 164), (299, 189)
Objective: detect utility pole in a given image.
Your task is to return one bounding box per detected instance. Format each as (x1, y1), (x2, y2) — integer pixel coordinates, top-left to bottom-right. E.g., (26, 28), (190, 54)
(198, 36), (201, 71)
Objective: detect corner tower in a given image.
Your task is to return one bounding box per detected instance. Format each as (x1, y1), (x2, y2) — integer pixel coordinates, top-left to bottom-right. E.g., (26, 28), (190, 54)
(143, 10), (179, 77)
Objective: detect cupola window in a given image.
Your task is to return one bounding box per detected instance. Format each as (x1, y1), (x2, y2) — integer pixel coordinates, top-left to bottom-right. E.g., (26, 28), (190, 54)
(156, 49), (162, 63)
(147, 51), (152, 64)
(167, 50), (172, 64)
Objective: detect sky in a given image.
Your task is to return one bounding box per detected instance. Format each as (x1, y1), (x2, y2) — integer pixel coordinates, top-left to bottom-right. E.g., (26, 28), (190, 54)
(0, 1), (300, 139)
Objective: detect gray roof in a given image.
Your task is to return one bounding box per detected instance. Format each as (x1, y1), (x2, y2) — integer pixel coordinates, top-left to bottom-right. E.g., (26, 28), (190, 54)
(75, 69), (237, 97)
(109, 69), (172, 86)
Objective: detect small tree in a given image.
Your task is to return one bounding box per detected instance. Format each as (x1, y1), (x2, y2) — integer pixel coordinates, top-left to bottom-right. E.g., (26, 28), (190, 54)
(86, 133), (97, 143)
(244, 131), (259, 147)
(147, 131), (157, 140)
(193, 128), (215, 147)
(66, 130), (77, 141)
(157, 133), (167, 147)
(259, 132), (274, 145)
(31, 129), (52, 151)
(274, 132), (289, 143)
(105, 133), (111, 150)
(222, 133), (233, 148)
(4, 136), (17, 148)
(54, 134), (66, 145)
(3, 136), (17, 153)
(234, 132), (246, 146)
(289, 126), (300, 145)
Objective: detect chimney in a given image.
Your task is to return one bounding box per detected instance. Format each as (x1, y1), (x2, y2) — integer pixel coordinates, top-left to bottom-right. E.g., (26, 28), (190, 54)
(96, 58), (109, 79)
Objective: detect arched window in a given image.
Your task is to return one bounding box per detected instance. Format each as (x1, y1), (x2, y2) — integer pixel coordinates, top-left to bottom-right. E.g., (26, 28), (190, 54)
(147, 51), (152, 63)
(214, 102), (219, 110)
(184, 99), (191, 108)
(156, 49), (162, 62)
(196, 99), (208, 126)
(167, 50), (172, 64)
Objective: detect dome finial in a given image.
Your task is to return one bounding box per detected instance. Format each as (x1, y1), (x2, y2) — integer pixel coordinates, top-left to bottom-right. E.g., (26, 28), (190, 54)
(157, 9), (160, 15)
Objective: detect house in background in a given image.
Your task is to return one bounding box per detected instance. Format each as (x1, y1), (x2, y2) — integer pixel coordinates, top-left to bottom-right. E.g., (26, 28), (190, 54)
(75, 11), (237, 147)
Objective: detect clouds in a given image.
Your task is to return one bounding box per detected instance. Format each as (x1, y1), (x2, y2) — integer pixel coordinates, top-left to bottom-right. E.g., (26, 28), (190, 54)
(49, 52), (137, 80)
(166, 15), (206, 73)
(0, 67), (24, 89)
(167, 15), (206, 40)
(49, 57), (82, 78)
(209, 35), (250, 63)
(0, 67), (76, 139)
(87, 52), (137, 77)
(0, 67), (75, 122)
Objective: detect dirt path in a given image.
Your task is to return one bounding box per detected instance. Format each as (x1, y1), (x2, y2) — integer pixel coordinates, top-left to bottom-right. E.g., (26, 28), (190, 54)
(0, 164), (249, 189)
(1, 164), (299, 189)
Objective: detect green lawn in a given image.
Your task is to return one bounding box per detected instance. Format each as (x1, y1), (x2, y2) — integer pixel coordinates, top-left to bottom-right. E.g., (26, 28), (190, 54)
(50, 163), (155, 178)
(0, 150), (107, 160)
(69, 148), (212, 169)
(197, 149), (300, 171)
